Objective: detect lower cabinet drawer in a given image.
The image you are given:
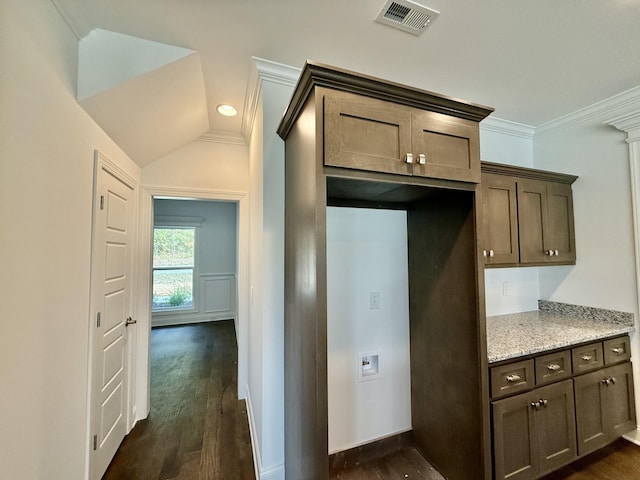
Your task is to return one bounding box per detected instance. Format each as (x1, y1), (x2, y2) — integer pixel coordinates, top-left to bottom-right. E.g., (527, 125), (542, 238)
(491, 359), (534, 399)
(572, 342), (604, 374)
(604, 336), (631, 365)
(536, 350), (572, 386)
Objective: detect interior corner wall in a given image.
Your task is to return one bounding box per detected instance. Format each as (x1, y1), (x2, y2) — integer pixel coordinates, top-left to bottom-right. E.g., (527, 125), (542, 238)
(0, 1), (140, 479)
(533, 120), (638, 314)
(479, 125), (540, 315)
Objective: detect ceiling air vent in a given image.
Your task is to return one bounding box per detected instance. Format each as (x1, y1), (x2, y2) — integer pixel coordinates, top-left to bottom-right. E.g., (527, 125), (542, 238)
(375, 0), (439, 36)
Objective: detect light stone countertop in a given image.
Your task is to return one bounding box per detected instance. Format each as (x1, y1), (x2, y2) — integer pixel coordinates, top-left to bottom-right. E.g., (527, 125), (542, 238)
(487, 301), (635, 364)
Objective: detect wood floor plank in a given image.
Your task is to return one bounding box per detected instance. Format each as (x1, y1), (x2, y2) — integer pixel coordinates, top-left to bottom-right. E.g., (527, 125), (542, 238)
(102, 321), (254, 480)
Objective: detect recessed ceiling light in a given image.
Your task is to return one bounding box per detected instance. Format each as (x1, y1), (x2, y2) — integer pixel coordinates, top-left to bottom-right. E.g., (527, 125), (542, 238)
(216, 104), (238, 117)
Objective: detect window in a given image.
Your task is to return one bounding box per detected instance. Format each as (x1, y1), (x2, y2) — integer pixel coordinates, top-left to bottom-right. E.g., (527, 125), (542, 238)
(152, 226), (196, 311)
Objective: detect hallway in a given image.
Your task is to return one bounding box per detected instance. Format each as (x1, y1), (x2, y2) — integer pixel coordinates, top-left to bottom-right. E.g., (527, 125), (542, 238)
(103, 321), (254, 480)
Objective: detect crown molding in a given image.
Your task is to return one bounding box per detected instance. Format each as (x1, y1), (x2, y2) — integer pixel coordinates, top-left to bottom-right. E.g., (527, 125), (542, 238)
(480, 117), (535, 140)
(49, 0), (84, 40)
(606, 112), (640, 144)
(535, 86), (640, 139)
(241, 57), (301, 141)
(197, 129), (247, 145)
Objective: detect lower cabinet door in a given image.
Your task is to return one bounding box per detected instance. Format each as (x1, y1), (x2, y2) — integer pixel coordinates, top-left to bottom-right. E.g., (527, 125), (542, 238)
(492, 391), (539, 480)
(604, 362), (636, 439)
(536, 380), (577, 476)
(574, 368), (608, 456)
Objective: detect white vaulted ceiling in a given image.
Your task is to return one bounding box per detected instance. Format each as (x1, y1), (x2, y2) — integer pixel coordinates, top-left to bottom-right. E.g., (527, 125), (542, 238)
(53, 0), (640, 166)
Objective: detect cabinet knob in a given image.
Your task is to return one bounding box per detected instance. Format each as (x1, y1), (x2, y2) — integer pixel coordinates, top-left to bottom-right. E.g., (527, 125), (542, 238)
(612, 347), (624, 354)
(546, 249), (556, 256)
(539, 399), (548, 408)
(581, 354), (593, 362)
(489, 249), (495, 258)
(506, 374), (521, 383)
(547, 363), (561, 371)
(555, 249), (559, 256)
(531, 401), (540, 410)
(418, 153), (426, 165)
(405, 153), (414, 164)
(483, 250), (487, 258)
(610, 377), (616, 385)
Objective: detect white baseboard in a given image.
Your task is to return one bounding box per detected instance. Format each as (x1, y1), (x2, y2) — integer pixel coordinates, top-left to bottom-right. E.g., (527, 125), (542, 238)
(623, 427), (640, 446)
(245, 385), (285, 480)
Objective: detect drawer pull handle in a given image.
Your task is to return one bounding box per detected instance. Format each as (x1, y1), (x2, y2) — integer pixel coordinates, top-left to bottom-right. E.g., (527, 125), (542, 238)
(547, 363), (561, 371)
(581, 354), (593, 362)
(506, 374), (521, 383)
(611, 347), (624, 354)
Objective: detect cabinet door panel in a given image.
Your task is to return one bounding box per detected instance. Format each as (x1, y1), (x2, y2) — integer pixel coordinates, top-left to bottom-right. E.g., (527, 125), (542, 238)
(411, 111), (480, 182)
(492, 392), (539, 480)
(546, 183), (576, 263)
(536, 380), (577, 476)
(517, 179), (548, 264)
(482, 174), (519, 265)
(574, 370), (608, 456)
(605, 362), (636, 438)
(324, 91), (412, 175)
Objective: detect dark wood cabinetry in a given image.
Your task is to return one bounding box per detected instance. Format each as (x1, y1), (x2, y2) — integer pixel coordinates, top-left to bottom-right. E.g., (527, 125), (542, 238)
(482, 174), (519, 264)
(490, 336), (635, 480)
(574, 360), (636, 456)
(518, 179), (576, 264)
(492, 380), (576, 480)
(324, 90), (481, 182)
(278, 62), (494, 480)
(481, 163), (577, 267)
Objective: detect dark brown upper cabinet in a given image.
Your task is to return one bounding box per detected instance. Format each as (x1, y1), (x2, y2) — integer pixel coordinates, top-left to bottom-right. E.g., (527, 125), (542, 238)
(481, 162), (578, 268)
(324, 89), (481, 183)
(482, 173), (519, 265)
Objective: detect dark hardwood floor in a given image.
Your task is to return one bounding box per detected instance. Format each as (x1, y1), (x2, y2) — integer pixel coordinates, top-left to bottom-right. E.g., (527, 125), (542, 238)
(103, 320), (254, 480)
(331, 439), (640, 480)
(540, 438), (640, 480)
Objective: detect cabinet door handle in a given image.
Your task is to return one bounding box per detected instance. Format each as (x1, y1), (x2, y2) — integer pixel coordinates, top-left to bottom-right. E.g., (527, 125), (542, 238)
(610, 377), (616, 385)
(506, 374), (521, 383)
(489, 249), (495, 258)
(531, 401), (540, 410)
(547, 363), (561, 371)
(546, 249), (556, 256)
(418, 153), (426, 165)
(539, 399), (548, 408)
(612, 347), (624, 354)
(555, 249), (559, 256)
(581, 354), (593, 362)
(483, 250), (487, 258)
(405, 153), (414, 164)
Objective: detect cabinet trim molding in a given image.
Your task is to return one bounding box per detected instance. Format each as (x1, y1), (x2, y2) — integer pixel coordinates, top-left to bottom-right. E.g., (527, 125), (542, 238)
(481, 161), (578, 185)
(278, 61), (494, 139)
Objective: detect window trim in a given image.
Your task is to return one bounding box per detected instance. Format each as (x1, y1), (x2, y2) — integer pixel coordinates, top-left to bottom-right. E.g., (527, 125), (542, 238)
(152, 216), (203, 314)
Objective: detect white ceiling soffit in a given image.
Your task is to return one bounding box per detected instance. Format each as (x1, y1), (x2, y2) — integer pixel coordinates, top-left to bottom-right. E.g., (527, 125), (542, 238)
(375, 0), (439, 36)
(78, 28), (195, 101)
(80, 53), (209, 167)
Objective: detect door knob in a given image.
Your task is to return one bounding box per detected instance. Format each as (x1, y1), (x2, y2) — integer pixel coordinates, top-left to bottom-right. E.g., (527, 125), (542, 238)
(125, 317), (137, 327)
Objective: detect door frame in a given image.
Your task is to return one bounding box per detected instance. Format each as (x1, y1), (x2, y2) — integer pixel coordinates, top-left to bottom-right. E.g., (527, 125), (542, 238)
(135, 185), (250, 420)
(86, 150), (140, 480)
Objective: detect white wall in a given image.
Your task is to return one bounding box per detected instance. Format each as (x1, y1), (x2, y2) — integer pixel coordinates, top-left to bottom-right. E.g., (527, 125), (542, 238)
(246, 64), (298, 480)
(152, 199), (238, 326)
(479, 120), (541, 315)
(0, 1), (140, 479)
(534, 121), (637, 313)
(326, 207), (411, 453)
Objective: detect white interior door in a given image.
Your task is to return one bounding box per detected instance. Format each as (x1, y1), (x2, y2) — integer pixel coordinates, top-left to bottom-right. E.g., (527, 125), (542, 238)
(90, 155), (135, 479)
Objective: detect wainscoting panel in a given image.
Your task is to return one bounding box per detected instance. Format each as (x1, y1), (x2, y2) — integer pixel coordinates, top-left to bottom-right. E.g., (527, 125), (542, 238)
(152, 273), (237, 327)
